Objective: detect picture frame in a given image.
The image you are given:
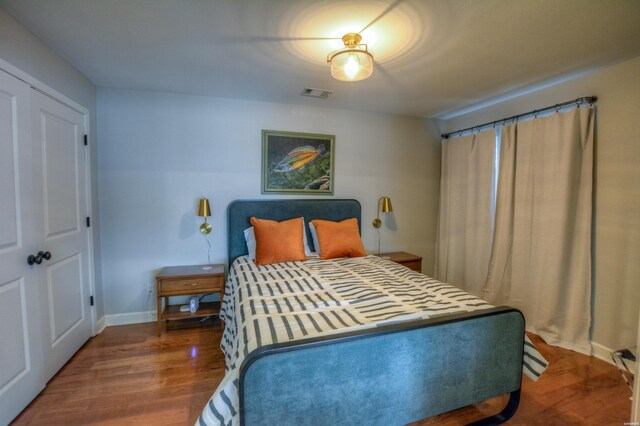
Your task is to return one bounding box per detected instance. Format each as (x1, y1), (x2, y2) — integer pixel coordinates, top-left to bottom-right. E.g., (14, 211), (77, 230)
(261, 130), (335, 195)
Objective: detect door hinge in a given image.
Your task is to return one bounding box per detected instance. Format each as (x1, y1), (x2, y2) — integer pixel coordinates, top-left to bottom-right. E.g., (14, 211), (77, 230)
(84, 134), (88, 146)
(90, 295), (94, 306)
(86, 217), (90, 227)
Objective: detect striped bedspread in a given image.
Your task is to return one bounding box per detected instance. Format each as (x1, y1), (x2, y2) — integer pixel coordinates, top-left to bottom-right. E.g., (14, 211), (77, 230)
(198, 254), (547, 426)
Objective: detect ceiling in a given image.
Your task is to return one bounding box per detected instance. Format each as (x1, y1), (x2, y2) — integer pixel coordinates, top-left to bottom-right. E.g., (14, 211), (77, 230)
(1, 0), (639, 118)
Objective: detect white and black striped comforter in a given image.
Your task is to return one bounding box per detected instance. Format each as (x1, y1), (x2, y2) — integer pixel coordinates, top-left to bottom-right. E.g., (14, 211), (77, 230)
(198, 254), (547, 426)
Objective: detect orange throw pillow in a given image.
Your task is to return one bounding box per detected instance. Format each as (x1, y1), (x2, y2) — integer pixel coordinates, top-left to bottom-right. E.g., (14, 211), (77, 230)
(250, 217), (307, 265)
(310, 218), (367, 260)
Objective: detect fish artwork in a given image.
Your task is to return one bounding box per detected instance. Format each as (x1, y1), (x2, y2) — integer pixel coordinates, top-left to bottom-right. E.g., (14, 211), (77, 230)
(273, 144), (326, 173)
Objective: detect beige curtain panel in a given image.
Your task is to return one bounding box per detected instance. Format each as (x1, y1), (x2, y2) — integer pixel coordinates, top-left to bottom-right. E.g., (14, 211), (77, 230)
(483, 107), (595, 354)
(435, 129), (496, 297)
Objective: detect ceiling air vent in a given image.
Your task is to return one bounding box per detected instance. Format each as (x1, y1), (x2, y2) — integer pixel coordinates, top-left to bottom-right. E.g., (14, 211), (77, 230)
(300, 88), (332, 99)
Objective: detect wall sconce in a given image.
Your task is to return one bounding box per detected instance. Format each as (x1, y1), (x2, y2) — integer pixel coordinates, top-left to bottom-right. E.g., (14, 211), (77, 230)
(372, 196), (393, 228)
(373, 196), (393, 255)
(198, 198), (212, 234)
(197, 197), (212, 270)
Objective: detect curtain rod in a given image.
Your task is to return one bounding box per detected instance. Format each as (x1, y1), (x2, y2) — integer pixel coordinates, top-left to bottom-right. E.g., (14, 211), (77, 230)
(441, 96), (597, 139)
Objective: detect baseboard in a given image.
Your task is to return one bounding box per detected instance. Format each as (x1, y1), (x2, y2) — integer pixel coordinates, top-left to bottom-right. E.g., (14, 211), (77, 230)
(591, 341), (616, 366)
(104, 310), (157, 327)
(94, 316), (107, 335)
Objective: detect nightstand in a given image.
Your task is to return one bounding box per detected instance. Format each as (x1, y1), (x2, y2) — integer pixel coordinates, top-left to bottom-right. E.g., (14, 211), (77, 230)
(155, 264), (225, 336)
(379, 251), (422, 273)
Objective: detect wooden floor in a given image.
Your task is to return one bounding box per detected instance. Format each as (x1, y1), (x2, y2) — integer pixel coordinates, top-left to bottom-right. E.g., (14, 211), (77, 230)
(13, 319), (631, 425)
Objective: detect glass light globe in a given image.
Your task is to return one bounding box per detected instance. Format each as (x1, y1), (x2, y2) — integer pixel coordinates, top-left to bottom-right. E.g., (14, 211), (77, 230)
(330, 50), (373, 81)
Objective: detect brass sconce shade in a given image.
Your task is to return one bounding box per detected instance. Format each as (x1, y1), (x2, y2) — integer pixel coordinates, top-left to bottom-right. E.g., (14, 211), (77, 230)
(381, 197), (393, 213)
(327, 33), (374, 82)
(198, 198), (212, 234)
(372, 196), (393, 228)
(198, 198), (211, 216)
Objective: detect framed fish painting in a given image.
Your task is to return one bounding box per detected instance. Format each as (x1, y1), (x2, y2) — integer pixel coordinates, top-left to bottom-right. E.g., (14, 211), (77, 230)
(261, 130), (335, 195)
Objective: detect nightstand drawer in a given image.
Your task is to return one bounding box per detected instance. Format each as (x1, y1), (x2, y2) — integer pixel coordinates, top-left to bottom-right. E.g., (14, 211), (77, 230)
(379, 252), (423, 273)
(401, 260), (422, 272)
(160, 276), (222, 293)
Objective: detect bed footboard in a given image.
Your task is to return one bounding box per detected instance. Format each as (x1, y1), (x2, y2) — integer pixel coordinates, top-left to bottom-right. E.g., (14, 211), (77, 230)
(239, 306), (524, 426)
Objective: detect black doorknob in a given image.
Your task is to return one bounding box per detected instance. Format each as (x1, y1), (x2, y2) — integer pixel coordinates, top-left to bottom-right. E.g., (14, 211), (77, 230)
(27, 251), (52, 266)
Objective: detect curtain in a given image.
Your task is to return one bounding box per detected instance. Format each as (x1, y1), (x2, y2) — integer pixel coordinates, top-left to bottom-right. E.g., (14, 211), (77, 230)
(483, 107), (594, 354)
(435, 129), (496, 297)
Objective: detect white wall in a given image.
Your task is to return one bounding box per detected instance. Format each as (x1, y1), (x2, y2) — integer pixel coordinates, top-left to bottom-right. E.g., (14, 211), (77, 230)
(0, 9), (104, 320)
(441, 56), (640, 351)
(97, 88), (441, 316)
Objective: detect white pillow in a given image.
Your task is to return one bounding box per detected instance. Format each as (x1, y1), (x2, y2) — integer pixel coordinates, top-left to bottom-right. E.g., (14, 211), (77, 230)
(243, 226), (258, 259)
(309, 221), (320, 254)
(244, 219), (312, 259)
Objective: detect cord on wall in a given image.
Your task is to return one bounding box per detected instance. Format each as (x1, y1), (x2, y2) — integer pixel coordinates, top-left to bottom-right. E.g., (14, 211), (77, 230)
(147, 282), (154, 312)
(206, 234), (211, 265)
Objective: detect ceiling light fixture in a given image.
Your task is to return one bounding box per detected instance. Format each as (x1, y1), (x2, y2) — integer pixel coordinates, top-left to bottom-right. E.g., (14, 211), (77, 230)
(327, 33), (373, 82)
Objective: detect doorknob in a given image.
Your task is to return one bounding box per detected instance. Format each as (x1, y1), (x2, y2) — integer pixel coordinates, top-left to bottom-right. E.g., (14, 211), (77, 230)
(27, 251), (52, 265)
(27, 253), (41, 265)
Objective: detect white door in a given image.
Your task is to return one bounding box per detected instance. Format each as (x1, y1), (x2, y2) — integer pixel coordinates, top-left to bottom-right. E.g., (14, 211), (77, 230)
(31, 90), (92, 382)
(0, 71), (46, 425)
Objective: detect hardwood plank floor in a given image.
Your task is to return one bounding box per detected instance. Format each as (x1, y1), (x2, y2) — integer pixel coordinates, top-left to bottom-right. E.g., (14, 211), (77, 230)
(13, 320), (631, 425)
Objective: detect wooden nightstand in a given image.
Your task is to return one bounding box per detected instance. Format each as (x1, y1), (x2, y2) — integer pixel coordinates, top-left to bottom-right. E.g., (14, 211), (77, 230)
(155, 264), (225, 336)
(379, 251), (423, 273)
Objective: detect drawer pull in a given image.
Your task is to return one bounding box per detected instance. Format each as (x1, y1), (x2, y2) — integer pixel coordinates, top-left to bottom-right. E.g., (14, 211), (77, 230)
(189, 282), (199, 286)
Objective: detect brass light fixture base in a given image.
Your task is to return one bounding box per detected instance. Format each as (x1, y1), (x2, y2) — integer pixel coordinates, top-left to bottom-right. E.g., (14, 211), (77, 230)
(372, 218), (382, 228)
(200, 222), (212, 234)
(327, 33), (370, 63)
(342, 33), (362, 47)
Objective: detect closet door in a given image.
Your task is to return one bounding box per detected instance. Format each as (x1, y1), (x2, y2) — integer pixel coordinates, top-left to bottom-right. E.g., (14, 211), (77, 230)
(0, 71), (45, 425)
(31, 90), (92, 382)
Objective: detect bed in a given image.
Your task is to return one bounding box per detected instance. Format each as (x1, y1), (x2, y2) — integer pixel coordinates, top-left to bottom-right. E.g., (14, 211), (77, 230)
(198, 199), (546, 426)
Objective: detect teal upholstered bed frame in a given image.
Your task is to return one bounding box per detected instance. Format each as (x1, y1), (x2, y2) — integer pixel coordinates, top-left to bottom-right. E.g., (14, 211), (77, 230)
(227, 199), (361, 263)
(228, 199), (524, 425)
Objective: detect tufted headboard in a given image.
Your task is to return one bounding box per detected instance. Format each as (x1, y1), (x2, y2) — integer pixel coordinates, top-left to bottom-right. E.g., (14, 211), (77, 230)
(227, 199), (361, 266)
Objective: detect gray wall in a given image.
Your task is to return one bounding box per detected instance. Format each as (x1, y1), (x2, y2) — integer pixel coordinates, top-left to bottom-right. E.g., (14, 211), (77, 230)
(0, 9), (103, 320)
(441, 56), (640, 351)
(97, 87), (442, 316)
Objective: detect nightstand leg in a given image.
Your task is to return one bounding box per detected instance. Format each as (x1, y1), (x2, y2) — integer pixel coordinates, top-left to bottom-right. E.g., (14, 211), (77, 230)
(156, 294), (162, 336)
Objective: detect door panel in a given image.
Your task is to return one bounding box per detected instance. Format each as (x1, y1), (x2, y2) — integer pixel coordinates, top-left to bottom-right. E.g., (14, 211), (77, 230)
(41, 110), (80, 238)
(0, 70), (45, 426)
(46, 254), (84, 347)
(0, 278), (30, 392)
(31, 90), (91, 382)
(0, 85), (21, 251)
